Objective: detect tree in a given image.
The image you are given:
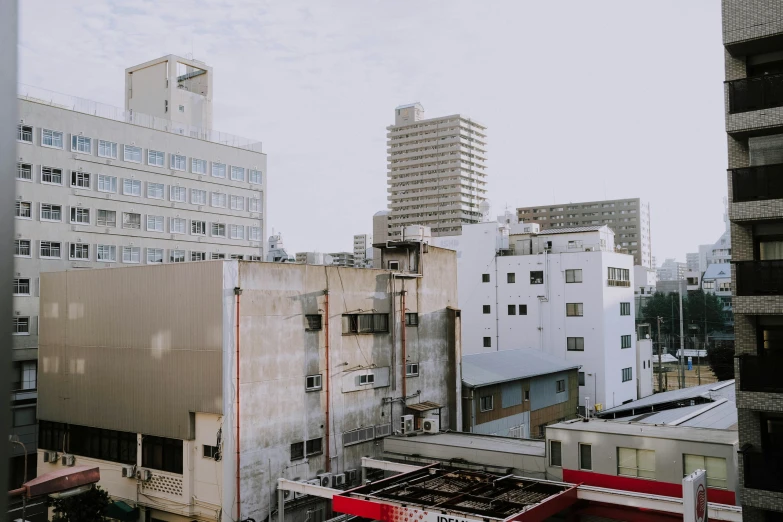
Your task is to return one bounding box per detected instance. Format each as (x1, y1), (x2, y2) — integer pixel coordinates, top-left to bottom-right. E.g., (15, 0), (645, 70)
(50, 485), (110, 522)
(707, 340), (736, 381)
(684, 290), (727, 335)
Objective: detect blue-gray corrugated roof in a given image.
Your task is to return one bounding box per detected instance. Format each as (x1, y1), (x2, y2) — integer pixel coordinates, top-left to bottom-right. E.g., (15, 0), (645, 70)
(600, 380), (734, 416)
(462, 349), (580, 387)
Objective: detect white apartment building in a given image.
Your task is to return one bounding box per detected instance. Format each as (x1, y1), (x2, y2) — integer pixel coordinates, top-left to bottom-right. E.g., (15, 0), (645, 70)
(353, 233), (372, 268)
(37, 245), (461, 522)
(435, 222), (638, 412)
(656, 258), (686, 281)
(11, 54), (266, 483)
(386, 103), (487, 238)
(295, 251), (334, 265)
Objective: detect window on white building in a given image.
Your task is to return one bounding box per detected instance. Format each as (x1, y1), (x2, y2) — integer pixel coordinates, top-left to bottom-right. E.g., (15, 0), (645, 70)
(70, 207), (90, 225)
(13, 278), (31, 296)
(191, 251), (206, 261)
(170, 186), (187, 202)
(122, 246), (141, 264)
(147, 215), (164, 232)
(683, 455), (727, 489)
(249, 169), (262, 184)
(230, 224), (244, 239)
(191, 220), (206, 235)
(41, 129), (64, 149)
(211, 193), (227, 208)
(565, 269), (582, 283)
(191, 189), (207, 205)
(212, 223), (226, 237)
(122, 212), (141, 230)
(124, 145), (142, 163)
(97, 174), (118, 193)
(97, 209), (116, 227)
(170, 250), (186, 263)
(171, 154), (186, 171)
(69, 243), (90, 260)
(41, 166), (63, 185)
(249, 227), (261, 241)
(192, 158), (207, 174)
(98, 140), (118, 159)
(170, 217), (186, 234)
(70, 171), (91, 189)
(147, 182), (165, 199)
(567, 337), (584, 351)
(123, 179), (141, 196)
(618, 447), (654, 479)
(249, 198), (262, 213)
(16, 163), (32, 181)
(97, 244), (117, 262)
(17, 124), (33, 143)
(71, 135), (92, 154)
(15, 201), (32, 219)
(566, 303), (583, 317)
(13, 317), (30, 335)
(212, 162), (226, 178)
(230, 166), (245, 181)
(230, 195), (244, 211)
(148, 149), (165, 167)
(40, 241), (61, 259)
(147, 248), (164, 264)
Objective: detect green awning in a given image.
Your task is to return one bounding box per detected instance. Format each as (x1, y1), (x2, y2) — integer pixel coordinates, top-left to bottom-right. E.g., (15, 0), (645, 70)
(104, 500), (139, 521)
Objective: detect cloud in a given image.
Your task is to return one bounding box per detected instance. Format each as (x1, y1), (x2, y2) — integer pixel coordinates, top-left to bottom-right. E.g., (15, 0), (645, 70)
(19, 0), (727, 260)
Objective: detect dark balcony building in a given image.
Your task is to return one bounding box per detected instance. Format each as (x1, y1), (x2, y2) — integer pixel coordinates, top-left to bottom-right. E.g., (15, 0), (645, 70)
(723, 1), (783, 520)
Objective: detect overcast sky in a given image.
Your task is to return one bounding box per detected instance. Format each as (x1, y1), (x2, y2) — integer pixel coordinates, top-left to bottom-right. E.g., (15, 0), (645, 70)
(19, 1), (727, 262)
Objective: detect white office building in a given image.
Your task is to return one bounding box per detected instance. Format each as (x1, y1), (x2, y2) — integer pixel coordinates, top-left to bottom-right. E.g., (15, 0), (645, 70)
(11, 54), (266, 481)
(434, 221), (638, 413)
(353, 234), (372, 268)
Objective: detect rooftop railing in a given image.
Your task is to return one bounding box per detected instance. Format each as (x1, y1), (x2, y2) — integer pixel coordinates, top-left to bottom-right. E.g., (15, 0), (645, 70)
(18, 83), (262, 153)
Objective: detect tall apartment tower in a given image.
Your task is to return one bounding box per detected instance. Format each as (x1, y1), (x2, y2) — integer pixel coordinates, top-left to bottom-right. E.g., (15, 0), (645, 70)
(517, 198), (652, 267)
(11, 55), (266, 487)
(722, 2), (783, 519)
(353, 233), (371, 267)
(386, 103), (487, 238)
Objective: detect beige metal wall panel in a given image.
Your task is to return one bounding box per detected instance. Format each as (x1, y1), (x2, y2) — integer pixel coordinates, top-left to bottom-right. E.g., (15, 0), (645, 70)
(38, 262), (224, 439)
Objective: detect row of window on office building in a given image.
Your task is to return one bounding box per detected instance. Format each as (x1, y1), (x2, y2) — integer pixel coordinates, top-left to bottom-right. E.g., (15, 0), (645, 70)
(17, 164), (261, 212)
(18, 125), (263, 183)
(481, 268), (630, 285)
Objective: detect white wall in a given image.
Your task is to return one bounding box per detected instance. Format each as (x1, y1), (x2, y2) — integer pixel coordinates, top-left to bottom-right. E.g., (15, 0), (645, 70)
(636, 339), (654, 398)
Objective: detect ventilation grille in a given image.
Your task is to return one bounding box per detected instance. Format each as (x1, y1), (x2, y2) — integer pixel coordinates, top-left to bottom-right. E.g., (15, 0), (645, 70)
(143, 473), (183, 496)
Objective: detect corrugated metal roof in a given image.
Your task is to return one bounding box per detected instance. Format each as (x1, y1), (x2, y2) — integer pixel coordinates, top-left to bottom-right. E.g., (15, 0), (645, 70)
(387, 432), (546, 456)
(535, 225), (607, 235)
(599, 380), (735, 416)
(462, 349), (580, 387)
(625, 399), (737, 430)
(406, 401), (442, 412)
(548, 418), (738, 444)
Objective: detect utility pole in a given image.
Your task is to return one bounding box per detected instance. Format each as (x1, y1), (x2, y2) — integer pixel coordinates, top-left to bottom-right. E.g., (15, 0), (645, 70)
(657, 316), (664, 392)
(678, 282), (685, 389)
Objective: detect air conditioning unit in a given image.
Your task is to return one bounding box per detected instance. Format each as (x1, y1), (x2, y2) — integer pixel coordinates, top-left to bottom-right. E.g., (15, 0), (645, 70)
(345, 469), (357, 485)
(43, 451), (58, 463)
(121, 465), (136, 478)
(401, 414), (414, 434)
(137, 469), (152, 482)
(282, 488), (292, 501)
(317, 473), (332, 488)
(334, 473), (346, 487)
(422, 418), (439, 434)
(61, 454), (75, 466)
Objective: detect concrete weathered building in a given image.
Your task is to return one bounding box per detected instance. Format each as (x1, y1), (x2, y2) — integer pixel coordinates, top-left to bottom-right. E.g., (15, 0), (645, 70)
(12, 53), (266, 488)
(461, 349), (579, 439)
(37, 244), (460, 522)
(722, 1), (783, 518)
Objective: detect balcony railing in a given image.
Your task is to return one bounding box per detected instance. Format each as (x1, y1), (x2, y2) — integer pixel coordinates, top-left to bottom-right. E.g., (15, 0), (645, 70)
(727, 73), (783, 114)
(608, 279), (631, 287)
(731, 163), (783, 202)
(736, 260), (783, 295)
(739, 354), (783, 392)
(744, 451), (783, 492)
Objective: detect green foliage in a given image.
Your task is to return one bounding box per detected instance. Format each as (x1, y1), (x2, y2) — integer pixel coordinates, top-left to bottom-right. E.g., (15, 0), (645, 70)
(707, 341), (736, 381)
(639, 290), (729, 338)
(50, 485), (110, 522)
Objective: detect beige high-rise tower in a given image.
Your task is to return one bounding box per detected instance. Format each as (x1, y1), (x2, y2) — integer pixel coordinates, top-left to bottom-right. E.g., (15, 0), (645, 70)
(386, 103), (487, 238)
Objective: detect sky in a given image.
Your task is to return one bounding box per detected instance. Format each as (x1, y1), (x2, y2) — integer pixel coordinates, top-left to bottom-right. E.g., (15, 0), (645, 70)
(18, 1), (728, 262)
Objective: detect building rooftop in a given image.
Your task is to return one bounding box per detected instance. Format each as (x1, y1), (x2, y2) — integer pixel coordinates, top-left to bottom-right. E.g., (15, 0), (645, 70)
(703, 263), (732, 280)
(462, 349), (580, 388)
(18, 83), (262, 152)
(547, 418), (739, 445)
(334, 465), (574, 521)
(530, 225), (607, 235)
(598, 380), (734, 417)
(387, 431), (546, 457)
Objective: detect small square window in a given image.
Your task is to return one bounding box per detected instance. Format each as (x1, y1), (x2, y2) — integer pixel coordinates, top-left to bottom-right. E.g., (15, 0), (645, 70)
(578, 372), (585, 386)
(405, 363), (419, 376)
(482, 305), (491, 314)
(550, 440), (562, 467)
(483, 336), (491, 348)
(13, 317), (30, 335)
(620, 302), (631, 316)
(405, 313), (418, 326)
(203, 445), (219, 459)
(15, 201), (32, 219)
(124, 145), (142, 163)
(480, 395), (493, 412)
(567, 337), (585, 351)
(566, 303), (584, 317)
(530, 271), (544, 284)
(148, 149), (165, 167)
(579, 443), (592, 471)
(306, 374), (322, 391)
(507, 273), (516, 283)
(358, 374), (375, 385)
(179, 105), (185, 113)
(290, 442), (304, 460)
(565, 269), (582, 283)
(306, 314), (322, 331)
(508, 304), (516, 315)
(621, 334), (632, 349)
(556, 379), (565, 393)
(191, 251), (206, 261)
(388, 260), (400, 270)
(16, 163), (32, 181)
(482, 273), (490, 283)
(13, 278), (31, 296)
(519, 304), (528, 315)
(17, 124), (33, 143)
